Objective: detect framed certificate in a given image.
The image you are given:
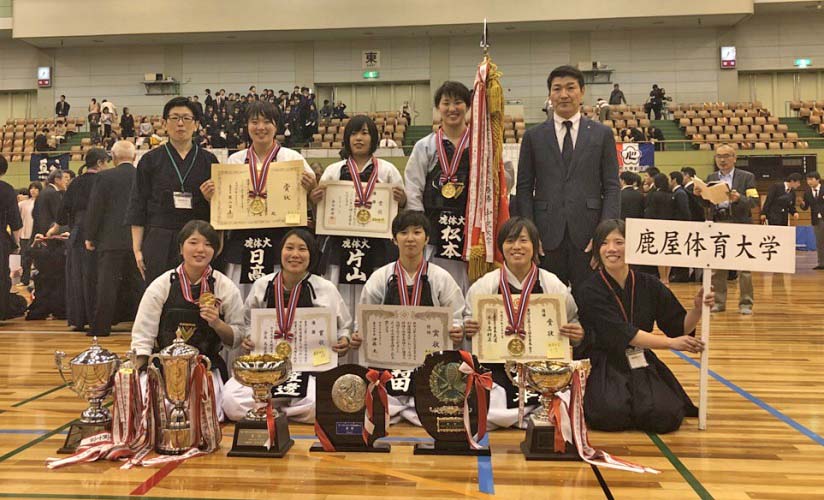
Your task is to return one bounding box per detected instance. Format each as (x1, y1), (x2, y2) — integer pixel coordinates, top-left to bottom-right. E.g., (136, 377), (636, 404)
(357, 304), (452, 370)
(315, 181), (398, 239)
(210, 160), (307, 230)
(250, 307), (338, 372)
(471, 294), (570, 363)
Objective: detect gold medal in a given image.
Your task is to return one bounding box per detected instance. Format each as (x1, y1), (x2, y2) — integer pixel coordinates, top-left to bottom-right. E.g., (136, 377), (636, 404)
(507, 337), (525, 357)
(356, 208), (371, 224)
(249, 197), (265, 215)
(198, 292), (216, 307)
(275, 341), (292, 358)
(441, 182), (457, 199)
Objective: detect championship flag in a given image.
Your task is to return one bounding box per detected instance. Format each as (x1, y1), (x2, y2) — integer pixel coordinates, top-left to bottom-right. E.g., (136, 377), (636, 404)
(464, 54), (509, 281)
(30, 153), (72, 181)
(616, 142), (655, 172)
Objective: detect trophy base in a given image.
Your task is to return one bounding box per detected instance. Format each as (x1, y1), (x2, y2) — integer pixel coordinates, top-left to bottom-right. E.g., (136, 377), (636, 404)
(521, 418), (580, 461)
(413, 440), (491, 456)
(309, 441), (391, 453)
(227, 415), (293, 458)
(57, 421), (109, 454)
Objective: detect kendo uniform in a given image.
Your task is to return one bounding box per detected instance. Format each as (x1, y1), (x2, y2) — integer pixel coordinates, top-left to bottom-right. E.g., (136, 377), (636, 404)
(222, 272), (352, 424)
(125, 143), (217, 286)
(359, 261), (466, 426)
(464, 266), (581, 430)
(573, 270), (698, 434)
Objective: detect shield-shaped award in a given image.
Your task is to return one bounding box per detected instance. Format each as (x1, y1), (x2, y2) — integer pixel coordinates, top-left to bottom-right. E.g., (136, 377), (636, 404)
(413, 351), (491, 456)
(310, 364), (390, 453)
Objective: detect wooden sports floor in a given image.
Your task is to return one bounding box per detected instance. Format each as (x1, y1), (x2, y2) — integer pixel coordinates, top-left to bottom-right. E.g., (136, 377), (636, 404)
(1, 254), (822, 500)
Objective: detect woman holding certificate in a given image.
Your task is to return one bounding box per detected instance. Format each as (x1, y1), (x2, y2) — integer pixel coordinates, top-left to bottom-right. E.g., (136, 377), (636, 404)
(463, 217), (585, 429)
(200, 100), (317, 298)
(404, 81), (473, 293)
(310, 115), (406, 329)
(222, 229), (353, 423)
(573, 219), (711, 434)
(131, 220), (246, 419)
(356, 211), (465, 425)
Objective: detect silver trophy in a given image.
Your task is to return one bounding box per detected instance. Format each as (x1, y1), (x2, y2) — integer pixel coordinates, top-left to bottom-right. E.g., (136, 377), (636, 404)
(55, 336), (121, 453)
(149, 324), (207, 455)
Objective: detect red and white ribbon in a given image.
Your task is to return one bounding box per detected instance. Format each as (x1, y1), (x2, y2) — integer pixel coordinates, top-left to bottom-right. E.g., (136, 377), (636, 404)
(394, 259), (428, 306)
(346, 156), (380, 208)
(264, 401), (276, 450)
(435, 127), (470, 186)
(273, 272), (302, 343)
(314, 420), (336, 452)
(362, 369), (392, 445)
(500, 264), (539, 339)
(247, 142), (280, 199)
(177, 264), (213, 305)
(457, 350), (493, 450)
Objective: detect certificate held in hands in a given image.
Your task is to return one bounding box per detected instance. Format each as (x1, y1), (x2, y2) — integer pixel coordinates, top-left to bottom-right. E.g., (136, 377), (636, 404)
(210, 160), (307, 230)
(315, 181), (399, 239)
(358, 304), (452, 370)
(250, 307), (338, 372)
(472, 294), (570, 363)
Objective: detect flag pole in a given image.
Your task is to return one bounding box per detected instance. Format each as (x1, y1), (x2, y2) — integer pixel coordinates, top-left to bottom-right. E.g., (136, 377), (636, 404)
(698, 267), (711, 430)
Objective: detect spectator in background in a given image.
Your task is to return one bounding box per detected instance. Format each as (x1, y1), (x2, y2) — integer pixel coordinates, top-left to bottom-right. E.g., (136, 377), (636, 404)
(88, 98), (101, 138)
(101, 99), (116, 116)
(100, 108), (113, 139)
(400, 101), (412, 124)
(595, 97), (610, 121)
(644, 173), (674, 285)
(138, 117), (154, 138)
(191, 96), (204, 119)
(680, 167), (705, 222)
(379, 130), (398, 148)
(204, 89), (214, 110)
(333, 100), (348, 119)
(641, 166), (660, 193)
(645, 125), (666, 151)
(801, 171), (824, 270)
(669, 171), (693, 282)
(53, 120), (68, 143)
(18, 181), (41, 286)
(619, 171), (644, 221)
(305, 103), (319, 142)
(0, 154), (23, 320)
(120, 107), (135, 138)
(609, 83), (627, 105)
(55, 95), (71, 118)
(646, 84), (664, 120)
(320, 99), (333, 121)
(761, 173), (802, 226)
(34, 129), (52, 152)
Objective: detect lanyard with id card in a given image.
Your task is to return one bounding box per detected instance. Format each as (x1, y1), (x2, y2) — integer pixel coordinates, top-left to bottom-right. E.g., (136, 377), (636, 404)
(165, 143), (199, 210)
(599, 269), (648, 369)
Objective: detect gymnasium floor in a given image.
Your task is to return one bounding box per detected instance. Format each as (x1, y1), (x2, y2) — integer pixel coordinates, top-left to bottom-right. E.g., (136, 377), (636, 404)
(0, 254), (822, 499)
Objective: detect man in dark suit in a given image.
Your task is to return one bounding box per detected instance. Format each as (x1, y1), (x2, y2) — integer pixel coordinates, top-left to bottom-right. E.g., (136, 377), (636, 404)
(32, 169), (67, 237)
(0, 155), (23, 320)
(619, 171), (644, 220)
(761, 173), (802, 226)
(695, 144), (759, 315)
(801, 171), (824, 270)
(516, 65), (620, 287)
(55, 95), (70, 118)
(84, 141), (141, 336)
(680, 166), (706, 221)
(668, 171), (693, 282)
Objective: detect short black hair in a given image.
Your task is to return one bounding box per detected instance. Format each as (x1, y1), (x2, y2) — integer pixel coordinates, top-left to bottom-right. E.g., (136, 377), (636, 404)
(434, 81), (472, 108)
(619, 171), (637, 185)
(787, 173), (803, 183)
(178, 220), (220, 254)
(806, 171), (821, 180)
(205, 88), (211, 93)
(680, 166), (697, 178)
(278, 228), (319, 274)
(163, 96), (201, 122)
(60, 94), (66, 99)
(391, 210), (431, 240)
(653, 173), (670, 192)
(0, 154), (7, 176)
(547, 65), (585, 91)
(340, 115), (379, 159)
(496, 216), (541, 265)
(246, 100), (281, 128)
(645, 166), (661, 178)
(669, 171), (684, 186)
(591, 219), (626, 269)
(47, 169), (63, 184)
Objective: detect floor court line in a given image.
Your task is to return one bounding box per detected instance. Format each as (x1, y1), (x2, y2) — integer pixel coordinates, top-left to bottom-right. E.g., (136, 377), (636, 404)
(672, 350), (824, 446)
(647, 432), (713, 500)
(11, 384), (68, 407)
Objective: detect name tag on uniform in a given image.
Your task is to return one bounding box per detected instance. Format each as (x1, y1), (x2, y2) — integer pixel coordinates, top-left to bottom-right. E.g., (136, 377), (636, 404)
(173, 191), (193, 209)
(625, 347), (648, 369)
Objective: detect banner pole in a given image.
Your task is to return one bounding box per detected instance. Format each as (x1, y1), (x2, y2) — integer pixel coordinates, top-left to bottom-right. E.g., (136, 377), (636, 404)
(698, 267), (711, 430)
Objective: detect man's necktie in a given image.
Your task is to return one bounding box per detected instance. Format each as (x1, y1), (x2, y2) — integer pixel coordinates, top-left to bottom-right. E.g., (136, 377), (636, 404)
(562, 120), (573, 171)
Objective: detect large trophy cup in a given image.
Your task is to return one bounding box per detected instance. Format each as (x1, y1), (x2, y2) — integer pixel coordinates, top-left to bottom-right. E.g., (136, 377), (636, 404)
(149, 324), (206, 455)
(506, 360), (582, 460)
(228, 353), (294, 458)
(55, 337), (121, 453)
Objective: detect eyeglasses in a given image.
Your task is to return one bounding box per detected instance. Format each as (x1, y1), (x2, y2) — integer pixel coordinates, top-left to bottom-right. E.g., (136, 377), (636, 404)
(167, 115), (195, 123)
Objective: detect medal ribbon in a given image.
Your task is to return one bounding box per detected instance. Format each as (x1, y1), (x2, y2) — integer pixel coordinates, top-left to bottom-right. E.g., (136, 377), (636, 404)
(394, 260), (427, 306)
(264, 401), (277, 450)
(346, 156), (380, 208)
(273, 273), (302, 342)
(436, 127), (471, 185)
(362, 369), (392, 445)
(457, 350), (493, 450)
(247, 142), (280, 199)
(500, 264), (539, 339)
(177, 264), (213, 305)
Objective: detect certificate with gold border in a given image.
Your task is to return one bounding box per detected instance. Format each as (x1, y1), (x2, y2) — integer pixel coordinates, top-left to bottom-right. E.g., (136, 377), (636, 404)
(315, 181), (398, 239)
(210, 160), (307, 230)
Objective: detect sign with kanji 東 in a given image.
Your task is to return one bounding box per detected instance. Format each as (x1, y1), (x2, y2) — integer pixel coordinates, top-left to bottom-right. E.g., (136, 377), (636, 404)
(625, 218), (795, 274)
(362, 50), (381, 69)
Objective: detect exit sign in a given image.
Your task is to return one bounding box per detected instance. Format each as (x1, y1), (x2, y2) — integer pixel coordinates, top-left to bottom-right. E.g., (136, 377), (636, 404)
(794, 58), (812, 68)
(363, 71), (380, 80)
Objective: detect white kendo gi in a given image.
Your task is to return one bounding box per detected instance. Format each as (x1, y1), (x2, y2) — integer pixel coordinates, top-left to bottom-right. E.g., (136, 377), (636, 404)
(221, 272), (352, 424)
(358, 261), (466, 425)
(464, 266), (580, 430)
(131, 269), (246, 422)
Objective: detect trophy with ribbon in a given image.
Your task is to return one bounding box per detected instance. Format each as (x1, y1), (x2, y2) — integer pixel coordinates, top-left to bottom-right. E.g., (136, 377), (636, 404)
(311, 364), (391, 453)
(414, 350), (492, 456)
(228, 353), (294, 458)
(54, 337), (121, 453)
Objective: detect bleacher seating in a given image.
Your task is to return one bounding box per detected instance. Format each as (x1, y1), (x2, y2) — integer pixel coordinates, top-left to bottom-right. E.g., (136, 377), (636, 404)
(792, 100), (824, 138)
(309, 111), (407, 149)
(0, 117), (85, 161)
(431, 112), (524, 144)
